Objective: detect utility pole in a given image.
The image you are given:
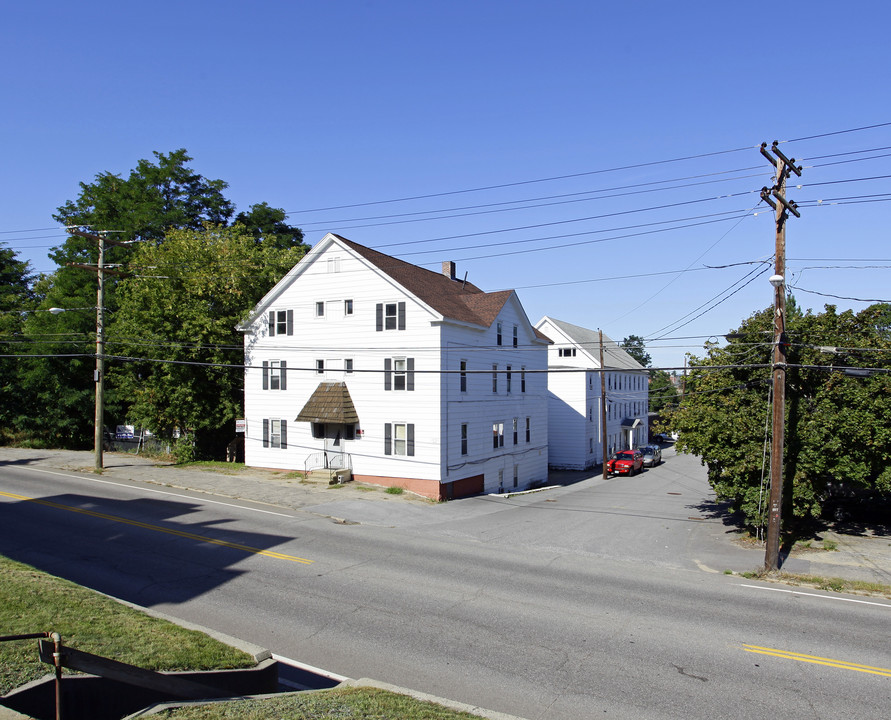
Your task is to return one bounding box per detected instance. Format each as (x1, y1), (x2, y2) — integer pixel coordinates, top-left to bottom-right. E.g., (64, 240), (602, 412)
(758, 141), (802, 571)
(67, 229), (128, 471)
(599, 330), (608, 479)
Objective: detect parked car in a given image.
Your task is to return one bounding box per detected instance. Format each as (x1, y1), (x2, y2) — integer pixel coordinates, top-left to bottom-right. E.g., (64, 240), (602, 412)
(606, 449), (644, 476)
(640, 445), (662, 467)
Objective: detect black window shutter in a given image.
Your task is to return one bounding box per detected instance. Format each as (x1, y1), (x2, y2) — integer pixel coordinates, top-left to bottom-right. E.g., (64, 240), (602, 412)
(286, 309), (294, 336)
(407, 424), (415, 456)
(384, 358), (392, 390)
(262, 419), (270, 447)
(397, 302), (406, 330)
(268, 311), (275, 337)
(262, 361), (269, 390)
(280, 360), (287, 390)
(384, 423), (392, 455)
(376, 303), (383, 331)
(407, 358), (414, 391)
(281, 420), (287, 449)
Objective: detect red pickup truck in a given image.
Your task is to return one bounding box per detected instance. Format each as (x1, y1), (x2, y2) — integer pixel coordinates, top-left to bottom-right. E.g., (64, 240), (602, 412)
(606, 450), (644, 476)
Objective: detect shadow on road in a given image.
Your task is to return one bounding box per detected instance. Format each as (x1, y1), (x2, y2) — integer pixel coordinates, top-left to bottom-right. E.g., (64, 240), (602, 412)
(0, 490), (306, 609)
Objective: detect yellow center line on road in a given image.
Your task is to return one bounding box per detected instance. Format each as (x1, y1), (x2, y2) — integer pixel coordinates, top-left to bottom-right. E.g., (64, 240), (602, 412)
(0, 490), (313, 565)
(743, 644), (891, 678)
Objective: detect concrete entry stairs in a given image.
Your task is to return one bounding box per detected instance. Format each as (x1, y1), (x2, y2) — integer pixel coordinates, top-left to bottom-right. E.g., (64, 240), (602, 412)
(305, 468), (353, 485)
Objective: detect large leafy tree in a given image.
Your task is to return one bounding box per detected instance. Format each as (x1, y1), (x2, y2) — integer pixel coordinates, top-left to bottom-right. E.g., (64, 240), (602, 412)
(620, 334), (679, 413)
(0, 244), (37, 441)
(621, 334), (651, 367)
(16, 149), (305, 449)
(111, 224), (306, 458)
(649, 370), (679, 414)
(665, 301), (891, 530)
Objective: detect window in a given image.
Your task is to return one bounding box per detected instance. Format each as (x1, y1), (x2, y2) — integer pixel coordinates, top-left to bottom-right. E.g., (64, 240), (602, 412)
(345, 359), (354, 374)
(558, 347), (577, 357)
(316, 359), (324, 375)
(525, 417), (531, 443)
(513, 325), (518, 348)
(344, 299), (353, 316)
(315, 301), (325, 318)
(496, 321), (503, 346)
(513, 465), (519, 488)
(327, 257), (341, 273)
(506, 365), (512, 394)
(460, 360), (467, 392)
(384, 357), (414, 391)
(384, 422), (414, 456)
(461, 424), (468, 455)
(589, 438), (594, 453)
(268, 309), (293, 337)
(493, 422), (504, 449)
(263, 418), (287, 449)
(521, 367), (526, 393)
(262, 360), (287, 390)
(492, 364), (498, 393)
(513, 417), (518, 445)
(376, 302), (406, 331)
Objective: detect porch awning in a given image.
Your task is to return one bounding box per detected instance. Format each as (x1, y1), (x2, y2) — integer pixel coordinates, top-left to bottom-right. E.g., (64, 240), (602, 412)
(296, 382), (360, 424)
(620, 418), (642, 429)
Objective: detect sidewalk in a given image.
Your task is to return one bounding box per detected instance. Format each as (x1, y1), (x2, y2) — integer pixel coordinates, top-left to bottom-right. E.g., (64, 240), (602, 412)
(2, 447), (889, 586)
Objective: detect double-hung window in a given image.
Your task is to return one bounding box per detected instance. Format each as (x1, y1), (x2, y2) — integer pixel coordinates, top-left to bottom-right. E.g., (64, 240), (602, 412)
(459, 360), (467, 392)
(376, 302), (406, 331)
(492, 364), (498, 393)
(512, 417), (518, 445)
(268, 309), (293, 336)
(525, 417), (531, 443)
(461, 424), (468, 455)
(513, 325), (518, 348)
(262, 360), (287, 390)
(492, 422), (504, 449)
(506, 365), (512, 393)
(384, 357), (414, 390)
(262, 418), (287, 449)
(496, 321), (503, 346)
(384, 422), (415, 456)
(521, 367), (526, 393)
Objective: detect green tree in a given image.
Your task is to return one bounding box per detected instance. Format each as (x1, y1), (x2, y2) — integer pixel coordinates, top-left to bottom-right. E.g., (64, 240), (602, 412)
(14, 149), (306, 449)
(621, 334), (651, 367)
(234, 202), (305, 250)
(0, 244), (37, 442)
(111, 224), (306, 458)
(665, 302), (891, 530)
(648, 369), (679, 414)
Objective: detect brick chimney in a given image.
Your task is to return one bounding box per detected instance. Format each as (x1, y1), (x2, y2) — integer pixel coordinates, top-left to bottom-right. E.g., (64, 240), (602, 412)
(442, 261), (456, 281)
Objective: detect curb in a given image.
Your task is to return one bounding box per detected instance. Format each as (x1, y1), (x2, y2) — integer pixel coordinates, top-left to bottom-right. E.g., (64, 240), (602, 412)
(125, 679), (529, 720)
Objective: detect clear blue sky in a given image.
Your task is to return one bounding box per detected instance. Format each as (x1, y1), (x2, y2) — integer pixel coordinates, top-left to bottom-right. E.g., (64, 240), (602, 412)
(3, 1), (889, 369)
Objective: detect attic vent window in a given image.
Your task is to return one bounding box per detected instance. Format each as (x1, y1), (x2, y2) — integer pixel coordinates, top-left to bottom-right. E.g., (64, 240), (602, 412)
(558, 348), (577, 357)
(328, 257), (341, 273)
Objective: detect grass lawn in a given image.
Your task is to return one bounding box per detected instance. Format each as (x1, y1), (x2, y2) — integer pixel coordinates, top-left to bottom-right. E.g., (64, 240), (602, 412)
(153, 686), (488, 719)
(1, 557), (491, 719)
(0, 556), (253, 696)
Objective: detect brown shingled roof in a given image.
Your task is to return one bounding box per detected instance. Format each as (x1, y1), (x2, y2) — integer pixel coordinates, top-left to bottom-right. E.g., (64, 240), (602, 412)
(334, 235), (548, 341)
(335, 236), (496, 326)
(296, 382), (360, 424)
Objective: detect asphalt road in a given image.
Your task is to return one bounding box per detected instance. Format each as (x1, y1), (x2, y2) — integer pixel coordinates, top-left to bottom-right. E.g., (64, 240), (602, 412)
(1, 452), (889, 719)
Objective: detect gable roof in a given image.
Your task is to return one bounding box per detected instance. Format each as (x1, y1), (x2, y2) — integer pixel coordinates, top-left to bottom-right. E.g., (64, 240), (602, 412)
(335, 236), (548, 339)
(539, 317), (646, 370)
